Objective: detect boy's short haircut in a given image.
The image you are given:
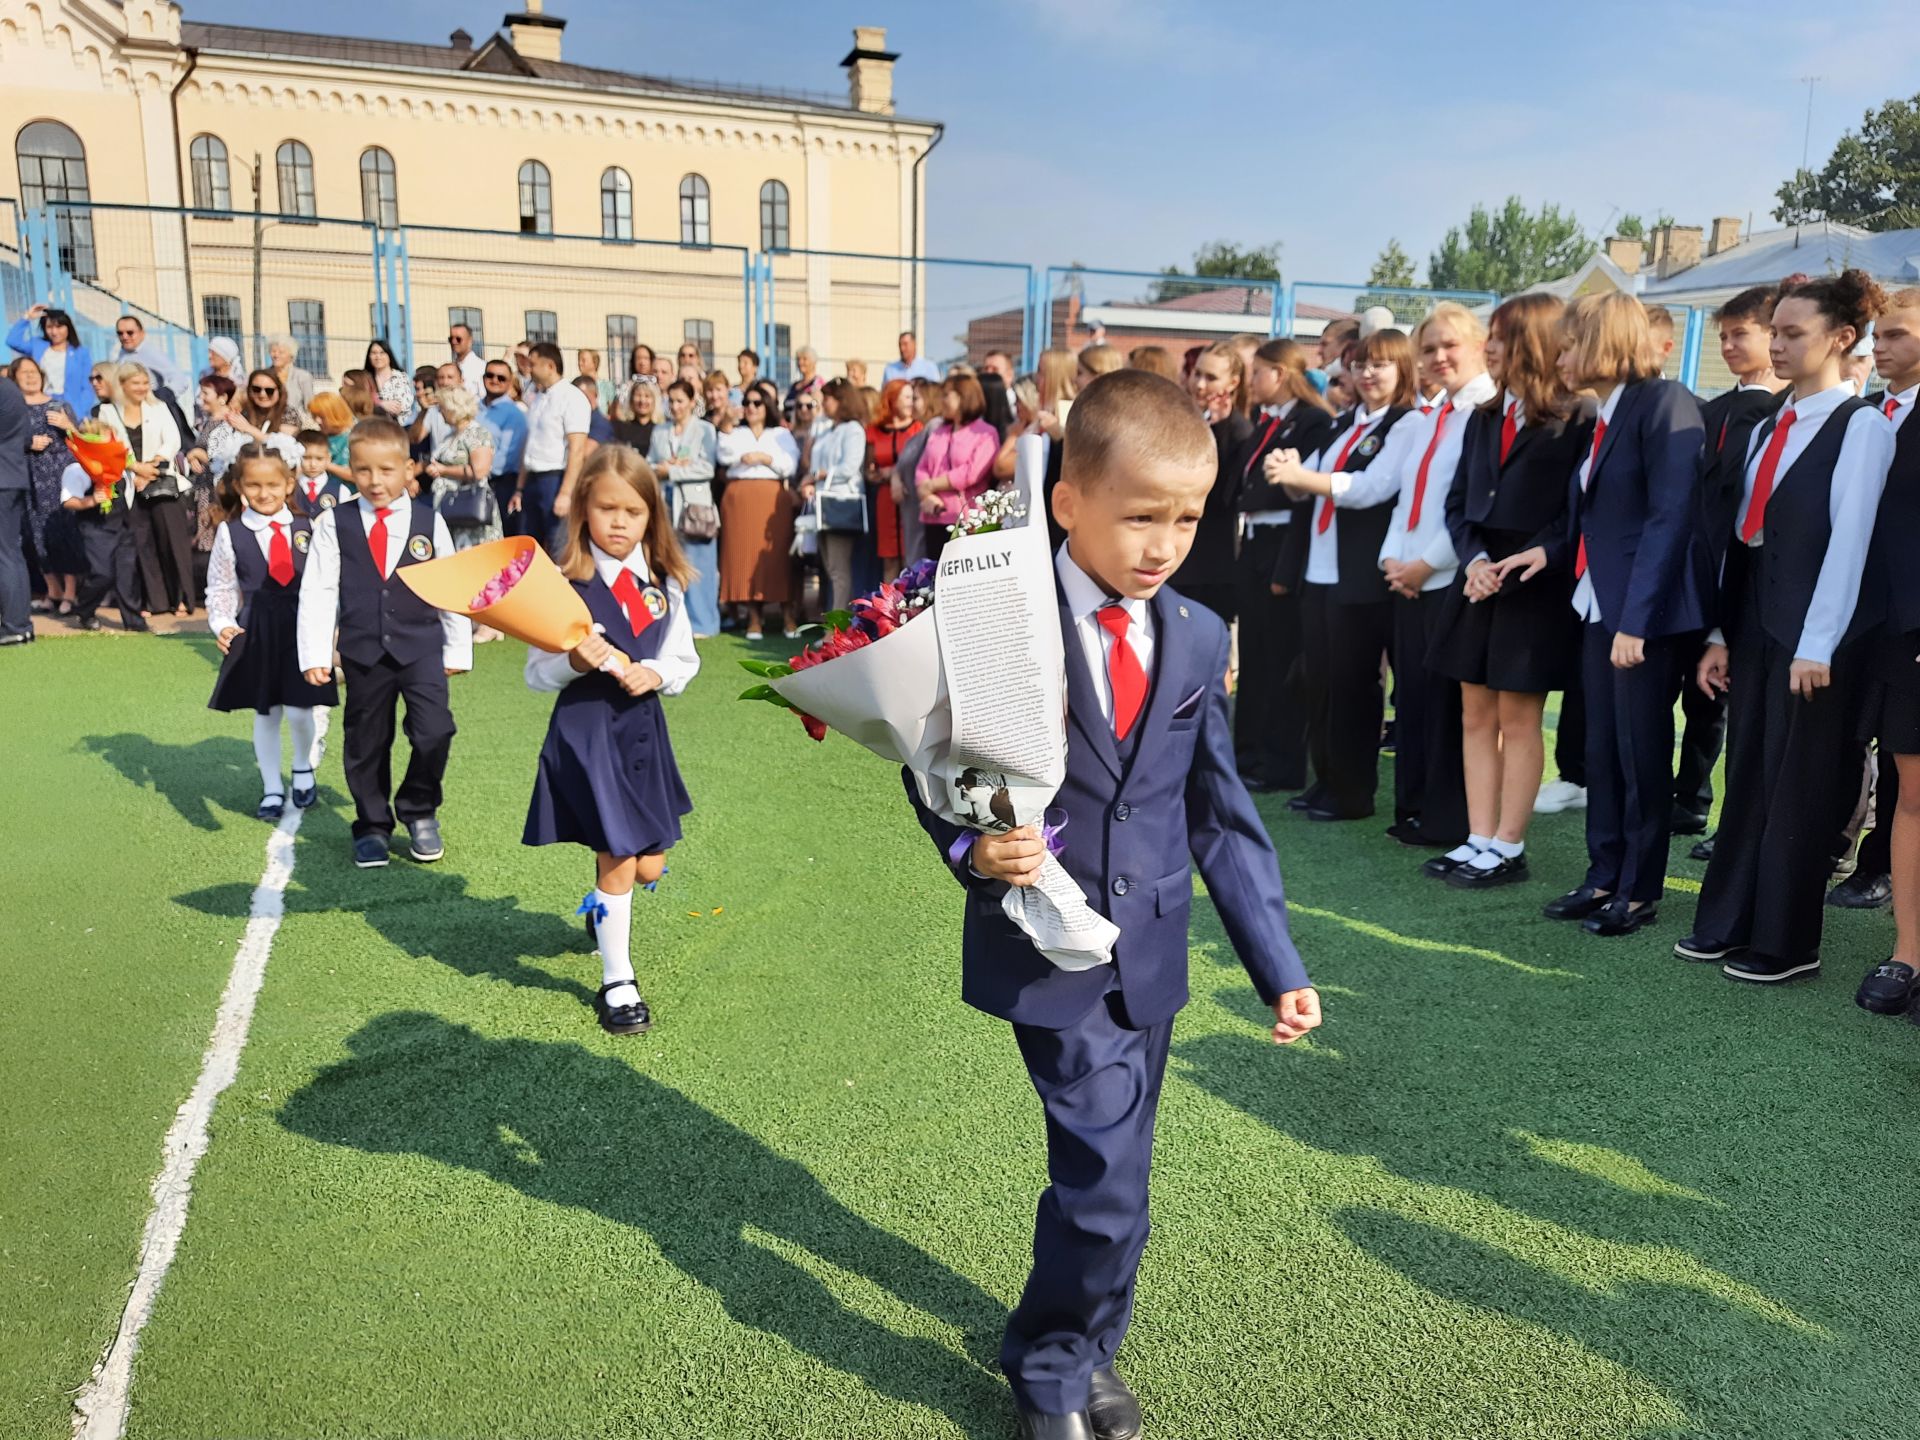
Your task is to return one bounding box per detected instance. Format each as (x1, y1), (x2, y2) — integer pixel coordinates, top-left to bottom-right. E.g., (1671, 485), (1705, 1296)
(347, 414), (410, 457)
(412, 365), (439, 387)
(1715, 285), (1777, 326)
(295, 428), (328, 450)
(1885, 286), (1920, 313)
(1641, 303), (1676, 339)
(1061, 370), (1214, 489)
(529, 341), (564, 372)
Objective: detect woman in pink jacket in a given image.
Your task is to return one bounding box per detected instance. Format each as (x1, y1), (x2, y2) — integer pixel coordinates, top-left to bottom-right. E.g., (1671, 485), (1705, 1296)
(913, 374), (1000, 560)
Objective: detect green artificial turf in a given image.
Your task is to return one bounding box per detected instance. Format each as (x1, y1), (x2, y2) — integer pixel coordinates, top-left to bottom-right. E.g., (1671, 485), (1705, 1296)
(7, 631), (1919, 1439)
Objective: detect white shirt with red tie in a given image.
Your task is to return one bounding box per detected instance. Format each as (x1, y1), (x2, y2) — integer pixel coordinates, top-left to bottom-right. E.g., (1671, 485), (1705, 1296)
(1570, 384), (1627, 624)
(1055, 544), (1154, 725)
(295, 493), (474, 673)
(1244, 400), (1299, 529)
(205, 505), (296, 636)
(1882, 382), (1918, 433)
(1300, 404), (1393, 585)
(523, 543), (700, 695)
(296, 469), (353, 513)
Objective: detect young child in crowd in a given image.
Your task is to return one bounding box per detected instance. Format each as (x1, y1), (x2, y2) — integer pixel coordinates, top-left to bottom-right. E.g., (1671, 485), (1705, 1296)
(523, 446), (699, 1036)
(292, 424), (352, 512)
(297, 416), (471, 869)
(908, 370), (1321, 1440)
(206, 442), (338, 818)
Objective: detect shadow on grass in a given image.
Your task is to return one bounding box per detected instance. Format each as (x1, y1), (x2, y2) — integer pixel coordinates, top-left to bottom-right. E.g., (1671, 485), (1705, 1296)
(280, 1011), (1008, 1435)
(80, 733), (261, 831)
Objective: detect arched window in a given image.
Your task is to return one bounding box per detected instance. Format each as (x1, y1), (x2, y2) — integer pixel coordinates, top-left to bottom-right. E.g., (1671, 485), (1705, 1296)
(359, 147), (397, 228)
(517, 159), (551, 235)
(678, 173), (710, 247)
(16, 120), (96, 280)
(759, 179), (790, 252)
(189, 134), (230, 210)
(275, 140), (315, 218)
(600, 166), (632, 242)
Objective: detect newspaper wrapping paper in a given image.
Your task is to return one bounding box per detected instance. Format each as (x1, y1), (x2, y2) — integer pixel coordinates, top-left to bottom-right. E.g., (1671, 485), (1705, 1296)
(767, 436), (1119, 970)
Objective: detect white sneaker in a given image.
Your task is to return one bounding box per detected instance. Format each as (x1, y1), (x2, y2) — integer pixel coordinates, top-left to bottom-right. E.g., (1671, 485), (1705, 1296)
(1534, 779), (1588, 814)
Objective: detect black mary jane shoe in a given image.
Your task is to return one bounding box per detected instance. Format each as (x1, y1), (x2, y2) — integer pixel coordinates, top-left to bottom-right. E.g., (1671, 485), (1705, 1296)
(1422, 847), (1478, 879)
(1543, 885), (1609, 921)
(594, 982), (653, 1036)
(1689, 834), (1716, 863)
(1582, 898), (1659, 937)
(1857, 960), (1920, 1015)
(291, 769), (318, 809)
(256, 793), (286, 821)
(1087, 1367), (1142, 1440)
(1446, 853), (1530, 890)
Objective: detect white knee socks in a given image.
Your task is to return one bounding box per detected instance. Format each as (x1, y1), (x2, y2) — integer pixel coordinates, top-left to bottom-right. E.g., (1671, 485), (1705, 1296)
(596, 888), (638, 1008)
(253, 708), (284, 797)
(286, 706), (318, 780)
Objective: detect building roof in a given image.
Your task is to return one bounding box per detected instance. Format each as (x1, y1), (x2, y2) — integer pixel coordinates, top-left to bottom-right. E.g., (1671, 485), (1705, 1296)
(1640, 221), (1920, 298)
(177, 20), (934, 125)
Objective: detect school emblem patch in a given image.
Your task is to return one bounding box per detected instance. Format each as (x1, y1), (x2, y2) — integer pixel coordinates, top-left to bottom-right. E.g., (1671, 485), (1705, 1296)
(1357, 436), (1382, 457)
(319, 493), (338, 509)
(640, 585), (669, 620)
(293, 530), (311, 553)
(406, 534), (433, 561)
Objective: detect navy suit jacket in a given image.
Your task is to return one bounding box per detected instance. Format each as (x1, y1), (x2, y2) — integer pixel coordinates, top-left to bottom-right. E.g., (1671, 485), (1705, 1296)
(907, 582), (1309, 1030)
(1553, 378), (1711, 640)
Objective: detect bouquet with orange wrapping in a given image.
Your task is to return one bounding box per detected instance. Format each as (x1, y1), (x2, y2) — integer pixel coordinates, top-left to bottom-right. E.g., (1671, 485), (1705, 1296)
(65, 424), (129, 513)
(398, 536), (628, 673)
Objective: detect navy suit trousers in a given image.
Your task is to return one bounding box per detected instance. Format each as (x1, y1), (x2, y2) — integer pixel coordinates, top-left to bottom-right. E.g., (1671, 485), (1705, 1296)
(1004, 993), (1174, 1415)
(1580, 625), (1688, 902)
(0, 488), (29, 637)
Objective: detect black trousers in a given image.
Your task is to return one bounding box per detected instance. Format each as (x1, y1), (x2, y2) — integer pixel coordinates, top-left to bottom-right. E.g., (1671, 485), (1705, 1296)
(340, 651), (457, 839)
(1673, 647), (1728, 818)
(75, 508), (141, 621)
(1232, 525), (1305, 788)
(129, 495), (198, 611)
(1581, 625), (1689, 903)
(1553, 659), (1587, 788)
(0, 488), (29, 638)
(1391, 587), (1467, 844)
(1301, 583), (1390, 817)
(1694, 625), (1860, 963)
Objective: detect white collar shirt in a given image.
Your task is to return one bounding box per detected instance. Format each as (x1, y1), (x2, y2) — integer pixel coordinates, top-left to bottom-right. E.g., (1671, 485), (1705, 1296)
(523, 377), (592, 472)
(523, 542), (701, 695)
(294, 492), (474, 673)
(1056, 544), (1154, 724)
(1303, 404), (1391, 585)
(1881, 382), (1918, 432)
(1571, 384), (1627, 623)
(1364, 370), (1497, 589)
(1245, 398), (1301, 526)
(205, 504), (297, 635)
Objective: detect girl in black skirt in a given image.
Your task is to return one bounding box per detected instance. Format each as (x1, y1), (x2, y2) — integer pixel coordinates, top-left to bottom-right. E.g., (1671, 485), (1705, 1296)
(524, 445), (700, 1036)
(1429, 294), (1587, 889)
(206, 444), (339, 819)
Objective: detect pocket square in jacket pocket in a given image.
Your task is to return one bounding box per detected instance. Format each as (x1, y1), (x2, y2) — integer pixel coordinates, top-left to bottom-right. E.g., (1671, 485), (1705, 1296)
(1171, 686), (1206, 720)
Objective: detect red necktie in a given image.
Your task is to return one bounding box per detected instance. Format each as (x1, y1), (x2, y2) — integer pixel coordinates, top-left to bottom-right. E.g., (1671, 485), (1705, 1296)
(267, 520), (295, 586)
(1499, 400), (1518, 464)
(611, 568), (654, 638)
(367, 505), (393, 577)
(1716, 416), (1729, 453)
(1739, 409), (1796, 544)
(306, 480), (322, 508)
(1887, 396), (1902, 419)
(1097, 603), (1147, 742)
(1406, 401), (1453, 529)
(1244, 413), (1282, 477)
(1317, 418), (1369, 534)
(1574, 418), (1607, 579)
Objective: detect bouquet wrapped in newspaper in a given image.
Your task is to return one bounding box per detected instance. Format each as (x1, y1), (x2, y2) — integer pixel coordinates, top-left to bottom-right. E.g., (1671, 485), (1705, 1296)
(739, 444), (1118, 970)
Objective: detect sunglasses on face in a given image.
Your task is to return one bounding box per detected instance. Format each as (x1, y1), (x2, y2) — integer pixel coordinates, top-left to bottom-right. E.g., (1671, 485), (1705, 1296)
(251, 385), (279, 396)
(485, 372), (509, 383)
(743, 397), (767, 407)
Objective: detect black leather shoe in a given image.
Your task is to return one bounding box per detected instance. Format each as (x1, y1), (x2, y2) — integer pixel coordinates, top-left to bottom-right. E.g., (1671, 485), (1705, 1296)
(1724, 952), (1820, 984)
(122, 615), (150, 633)
(1087, 1368), (1142, 1440)
(1285, 786), (1325, 813)
(1423, 848), (1478, 879)
(352, 834), (390, 869)
(1543, 885), (1609, 921)
(1583, 898), (1658, 937)
(256, 793), (286, 821)
(407, 817), (444, 862)
(1385, 818), (1442, 847)
(1856, 960), (1919, 1014)
(1828, 871), (1893, 909)
(291, 769), (318, 809)
(1668, 805), (1709, 836)
(1689, 834), (1716, 862)
(1015, 1408), (1094, 1440)
(1307, 805), (1371, 823)
(593, 982), (653, 1035)
(1239, 774), (1281, 793)
(1447, 853), (1529, 889)
(1674, 932), (1741, 962)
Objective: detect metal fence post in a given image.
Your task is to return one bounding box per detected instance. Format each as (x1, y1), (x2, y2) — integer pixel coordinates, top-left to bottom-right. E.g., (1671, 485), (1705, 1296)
(397, 227), (414, 369)
(1679, 307), (1705, 391)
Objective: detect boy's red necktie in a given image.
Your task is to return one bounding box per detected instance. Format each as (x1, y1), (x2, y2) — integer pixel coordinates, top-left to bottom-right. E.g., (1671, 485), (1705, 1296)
(305, 480), (322, 508)
(367, 505), (393, 577)
(1574, 418), (1606, 579)
(1740, 409), (1796, 544)
(1317, 419), (1369, 533)
(1887, 396), (1901, 419)
(611, 569), (653, 637)
(1499, 399), (1518, 463)
(1097, 603), (1147, 741)
(267, 520), (294, 586)
(1406, 401), (1453, 529)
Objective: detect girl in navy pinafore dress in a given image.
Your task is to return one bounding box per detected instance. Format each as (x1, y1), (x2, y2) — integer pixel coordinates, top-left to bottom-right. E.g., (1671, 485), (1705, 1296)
(207, 443), (339, 820)
(524, 445), (700, 1035)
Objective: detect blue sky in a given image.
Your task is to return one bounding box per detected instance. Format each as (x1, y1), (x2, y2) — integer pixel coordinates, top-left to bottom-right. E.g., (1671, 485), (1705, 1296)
(185, 0), (1920, 285)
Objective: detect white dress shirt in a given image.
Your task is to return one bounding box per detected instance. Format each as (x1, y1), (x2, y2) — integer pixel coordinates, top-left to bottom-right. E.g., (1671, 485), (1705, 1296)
(1056, 544), (1154, 724)
(1727, 381), (1896, 665)
(1343, 370), (1496, 592)
(1301, 405), (1392, 585)
(524, 543), (701, 696)
(523, 377), (592, 472)
(716, 424), (800, 480)
(206, 505), (297, 635)
(1882, 382), (1918, 431)
(295, 493), (474, 673)
(1246, 400), (1298, 527)
(455, 349), (486, 398)
(1570, 384), (1626, 624)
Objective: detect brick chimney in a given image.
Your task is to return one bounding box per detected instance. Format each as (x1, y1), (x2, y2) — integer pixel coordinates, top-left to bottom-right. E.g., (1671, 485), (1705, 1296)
(1654, 224), (1703, 281)
(505, 0), (564, 62)
(1605, 236), (1645, 275)
(1708, 216), (1742, 256)
(841, 27), (899, 115)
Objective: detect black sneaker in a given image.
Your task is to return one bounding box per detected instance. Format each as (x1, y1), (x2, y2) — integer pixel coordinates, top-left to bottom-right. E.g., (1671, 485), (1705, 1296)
(1674, 933), (1743, 962)
(1447, 852), (1529, 889)
(1828, 871), (1892, 909)
(1856, 960), (1919, 1014)
(407, 818), (444, 863)
(1724, 953), (1820, 984)
(352, 834), (390, 869)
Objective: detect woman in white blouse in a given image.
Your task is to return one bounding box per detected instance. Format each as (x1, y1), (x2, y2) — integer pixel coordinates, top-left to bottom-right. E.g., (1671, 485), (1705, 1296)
(716, 381), (801, 638)
(647, 379), (721, 637)
(799, 377), (870, 612)
(101, 361), (194, 617)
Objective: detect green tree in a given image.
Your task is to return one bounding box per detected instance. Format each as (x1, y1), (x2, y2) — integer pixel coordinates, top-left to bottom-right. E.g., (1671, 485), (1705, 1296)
(1354, 239), (1425, 324)
(1774, 92), (1920, 231)
(1151, 239), (1282, 307)
(1367, 239), (1417, 288)
(1611, 212), (1672, 240)
(1426, 197), (1593, 295)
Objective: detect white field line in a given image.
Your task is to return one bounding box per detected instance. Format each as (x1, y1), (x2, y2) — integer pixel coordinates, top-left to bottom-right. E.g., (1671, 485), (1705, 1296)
(73, 712), (327, 1440)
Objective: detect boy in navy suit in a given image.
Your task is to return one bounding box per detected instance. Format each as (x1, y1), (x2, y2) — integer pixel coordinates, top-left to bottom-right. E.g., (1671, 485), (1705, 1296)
(908, 370), (1321, 1440)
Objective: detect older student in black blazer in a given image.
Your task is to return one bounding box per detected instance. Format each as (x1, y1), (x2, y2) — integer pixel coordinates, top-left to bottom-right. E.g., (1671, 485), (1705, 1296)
(1173, 342), (1251, 628)
(1428, 295), (1587, 889)
(1679, 271), (1896, 984)
(1508, 295), (1710, 935)
(1264, 329), (1414, 819)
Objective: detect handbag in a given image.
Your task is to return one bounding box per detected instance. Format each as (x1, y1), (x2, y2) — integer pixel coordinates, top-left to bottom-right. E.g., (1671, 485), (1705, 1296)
(437, 478), (497, 531)
(674, 480), (720, 542)
(791, 494), (821, 558)
(817, 477), (868, 534)
(138, 457), (184, 502)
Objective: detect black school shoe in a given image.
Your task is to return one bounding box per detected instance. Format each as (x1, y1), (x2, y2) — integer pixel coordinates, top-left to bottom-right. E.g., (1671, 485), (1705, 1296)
(594, 982), (652, 1036)
(1723, 953), (1821, 984)
(406, 817), (444, 863)
(1674, 933), (1742, 962)
(1087, 1367), (1142, 1440)
(1285, 785), (1326, 813)
(352, 834), (390, 869)
(1423, 846), (1478, 879)
(1447, 852), (1529, 889)
(1543, 885), (1609, 921)
(1583, 899), (1659, 937)
(1689, 834), (1716, 863)
(1386, 818), (1448, 848)
(290, 769), (318, 809)
(1856, 961), (1920, 1015)
(1828, 871), (1893, 909)
(256, 793), (286, 821)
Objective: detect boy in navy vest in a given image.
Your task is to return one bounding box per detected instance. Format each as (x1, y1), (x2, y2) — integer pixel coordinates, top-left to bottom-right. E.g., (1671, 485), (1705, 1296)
(908, 370), (1321, 1440)
(298, 416), (471, 868)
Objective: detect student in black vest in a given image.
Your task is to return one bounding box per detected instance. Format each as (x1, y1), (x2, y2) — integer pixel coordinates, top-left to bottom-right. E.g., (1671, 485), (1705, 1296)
(1263, 327), (1414, 820)
(293, 428), (355, 514)
(1517, 294), (1710, 934)
(298, 416), (473, 869)
(1172, 342), (1251, 628)
(1227, 340), (1335, 793)
(1678, 271), (1896, 983)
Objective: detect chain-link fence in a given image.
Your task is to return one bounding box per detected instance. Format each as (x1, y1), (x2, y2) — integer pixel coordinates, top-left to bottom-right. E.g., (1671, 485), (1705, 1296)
(1040, 267), (1282, 363)
(1285, 281), (1501, 343)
